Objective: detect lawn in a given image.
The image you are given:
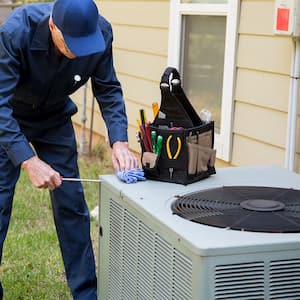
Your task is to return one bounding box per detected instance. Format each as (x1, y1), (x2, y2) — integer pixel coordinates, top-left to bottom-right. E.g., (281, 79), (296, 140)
(0, 142), (113, 299)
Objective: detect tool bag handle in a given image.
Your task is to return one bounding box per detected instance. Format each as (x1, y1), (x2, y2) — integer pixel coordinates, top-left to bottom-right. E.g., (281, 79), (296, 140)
(154, 67), (202, 128)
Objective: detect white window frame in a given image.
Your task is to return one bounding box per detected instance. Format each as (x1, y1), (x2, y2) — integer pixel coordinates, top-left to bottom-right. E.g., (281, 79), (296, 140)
(168, 0), (239, 162)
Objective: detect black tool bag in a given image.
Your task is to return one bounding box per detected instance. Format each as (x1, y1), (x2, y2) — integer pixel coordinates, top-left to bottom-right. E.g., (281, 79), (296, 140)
(140, 67), (216, 185)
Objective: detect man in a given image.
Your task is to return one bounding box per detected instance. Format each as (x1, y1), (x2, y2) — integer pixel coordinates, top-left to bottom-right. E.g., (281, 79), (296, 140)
(0, 0), (138, 298)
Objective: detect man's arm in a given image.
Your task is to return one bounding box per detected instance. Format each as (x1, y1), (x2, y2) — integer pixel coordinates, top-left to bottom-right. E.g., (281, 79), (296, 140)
(91, 19), (138, 171)
(0, 24), (62, 189)
(0, 26), (36, 166)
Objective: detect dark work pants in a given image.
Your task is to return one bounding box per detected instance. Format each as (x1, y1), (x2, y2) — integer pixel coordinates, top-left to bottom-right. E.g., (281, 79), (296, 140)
(0, 119), (97, 299)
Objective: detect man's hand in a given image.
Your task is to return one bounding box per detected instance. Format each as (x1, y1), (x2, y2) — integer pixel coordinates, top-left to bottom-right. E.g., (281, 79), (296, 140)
(111, 141), (138, 171)
(21, 156), (62, 190)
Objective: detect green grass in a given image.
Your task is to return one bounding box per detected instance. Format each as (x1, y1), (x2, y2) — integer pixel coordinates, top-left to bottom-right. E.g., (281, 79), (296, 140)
(0, 142), (113, 299)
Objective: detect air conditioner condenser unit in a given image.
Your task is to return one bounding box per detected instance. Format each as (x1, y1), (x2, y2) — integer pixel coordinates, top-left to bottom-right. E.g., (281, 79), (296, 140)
(98, 166), (300, 300)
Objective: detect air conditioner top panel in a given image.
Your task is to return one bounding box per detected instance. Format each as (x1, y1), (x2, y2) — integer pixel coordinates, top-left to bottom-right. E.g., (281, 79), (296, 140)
(100, 165), (300, 256)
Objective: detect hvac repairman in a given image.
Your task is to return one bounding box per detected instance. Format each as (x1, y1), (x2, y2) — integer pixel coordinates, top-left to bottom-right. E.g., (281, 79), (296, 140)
(0, 0), (138, 299)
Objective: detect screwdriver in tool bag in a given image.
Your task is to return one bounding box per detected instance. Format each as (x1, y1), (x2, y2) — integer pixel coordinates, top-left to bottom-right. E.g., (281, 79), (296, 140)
(151, 130), (157, 153)
(156, 135), (163, 155)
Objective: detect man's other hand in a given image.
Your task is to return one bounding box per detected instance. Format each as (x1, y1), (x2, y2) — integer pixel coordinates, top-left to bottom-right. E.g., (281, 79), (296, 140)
(111, 141), (138, 171)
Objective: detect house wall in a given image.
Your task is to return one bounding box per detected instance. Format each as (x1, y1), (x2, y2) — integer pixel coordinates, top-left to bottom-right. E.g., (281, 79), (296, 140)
(232, 0), (296, 169)
(72, 0), (299, 171)
(0, 0), (296, 169)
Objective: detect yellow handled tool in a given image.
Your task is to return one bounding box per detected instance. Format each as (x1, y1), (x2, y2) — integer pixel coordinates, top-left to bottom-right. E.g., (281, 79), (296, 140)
(166, 135), (182, 159)
(152, 102), (159, 118)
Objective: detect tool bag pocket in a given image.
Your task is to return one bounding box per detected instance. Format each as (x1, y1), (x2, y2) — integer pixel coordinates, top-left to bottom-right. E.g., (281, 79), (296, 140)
(140, 67), (216, 185)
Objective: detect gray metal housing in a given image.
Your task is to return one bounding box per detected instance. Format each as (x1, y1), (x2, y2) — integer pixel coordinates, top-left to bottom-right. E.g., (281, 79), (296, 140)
(98, 166), (300, 299)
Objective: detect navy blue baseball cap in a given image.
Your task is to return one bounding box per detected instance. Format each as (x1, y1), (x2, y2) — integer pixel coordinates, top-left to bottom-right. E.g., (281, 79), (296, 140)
(52, 0), (105, 57)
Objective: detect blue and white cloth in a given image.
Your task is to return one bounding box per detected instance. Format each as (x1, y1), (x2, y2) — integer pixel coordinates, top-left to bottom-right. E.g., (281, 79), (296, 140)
(116, 168), (146, 184)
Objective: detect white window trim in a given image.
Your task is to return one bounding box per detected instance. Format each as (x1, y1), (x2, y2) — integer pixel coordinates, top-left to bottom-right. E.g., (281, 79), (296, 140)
(168, 0), (240, 162)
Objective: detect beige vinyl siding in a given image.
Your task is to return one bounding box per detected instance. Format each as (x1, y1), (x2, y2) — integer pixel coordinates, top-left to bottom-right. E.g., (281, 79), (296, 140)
(235, 69), (289, 112)
(72, 1), (170, 153)
(0, 1), (13, 24)
(102, 1), (169, 153)
(232, 135), (284, 166)
(233, 102), (287, 148)
(231, 0), (293, 167)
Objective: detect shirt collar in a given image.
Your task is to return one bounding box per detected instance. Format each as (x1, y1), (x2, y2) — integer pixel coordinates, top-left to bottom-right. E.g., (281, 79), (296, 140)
(30, 15), (51, 51)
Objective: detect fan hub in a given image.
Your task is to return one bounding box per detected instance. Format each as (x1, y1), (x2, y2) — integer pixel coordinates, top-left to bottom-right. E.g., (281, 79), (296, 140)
(240, 199), (285, 212)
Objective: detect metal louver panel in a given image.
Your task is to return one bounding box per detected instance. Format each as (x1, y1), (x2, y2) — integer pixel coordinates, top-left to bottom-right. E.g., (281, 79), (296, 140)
(108, 198), (124, 300)
(122, 210), (139, 299)
(153, 235), (173, 299)
(270, 258), (300, 299)
(214, 262), (265, 300)
(137, 222), (155, 299)
(108, 199), (192, 300)
(173, 249), (193, 299)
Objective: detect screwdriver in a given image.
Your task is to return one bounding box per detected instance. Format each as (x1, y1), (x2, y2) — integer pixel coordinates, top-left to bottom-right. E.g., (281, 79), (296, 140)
(151, 130), (157, 153)
(156, 135), (163, 155)
(61, 177), (102, 183)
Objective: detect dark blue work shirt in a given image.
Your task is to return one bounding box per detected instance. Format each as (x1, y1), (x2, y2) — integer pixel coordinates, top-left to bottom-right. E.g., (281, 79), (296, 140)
(0, 3), (128, 166)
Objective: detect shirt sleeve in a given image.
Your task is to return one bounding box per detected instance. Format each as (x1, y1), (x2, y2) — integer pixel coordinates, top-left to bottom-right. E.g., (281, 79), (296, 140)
(91, 21), (128, 147)
(0, 28), (35, 166)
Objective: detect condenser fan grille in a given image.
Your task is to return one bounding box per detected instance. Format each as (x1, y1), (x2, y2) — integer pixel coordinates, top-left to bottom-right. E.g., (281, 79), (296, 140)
(171, 186), (300, 233)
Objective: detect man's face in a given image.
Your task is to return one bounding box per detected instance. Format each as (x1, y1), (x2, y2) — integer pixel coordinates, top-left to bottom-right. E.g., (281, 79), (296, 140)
(49, 18), (76, 59)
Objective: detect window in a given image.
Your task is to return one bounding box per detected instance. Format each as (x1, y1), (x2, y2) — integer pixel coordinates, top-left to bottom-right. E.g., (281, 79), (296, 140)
(168, 0), (239, 161)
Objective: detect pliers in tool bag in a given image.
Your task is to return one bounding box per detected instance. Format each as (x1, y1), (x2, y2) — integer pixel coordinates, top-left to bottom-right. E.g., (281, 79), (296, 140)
(166, 135), (182, 179)
(166, 135), (182, 160)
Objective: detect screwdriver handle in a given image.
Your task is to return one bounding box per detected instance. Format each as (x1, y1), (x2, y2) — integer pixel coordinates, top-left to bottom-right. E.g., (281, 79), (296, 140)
(156, 135), (163, 155)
